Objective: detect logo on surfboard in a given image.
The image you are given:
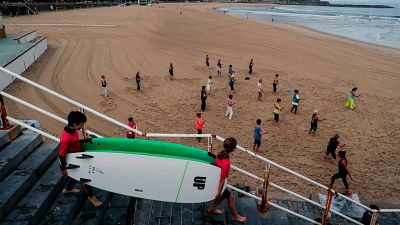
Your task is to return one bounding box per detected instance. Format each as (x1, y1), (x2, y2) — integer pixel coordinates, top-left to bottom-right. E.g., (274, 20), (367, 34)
(193, 176), (206, 190)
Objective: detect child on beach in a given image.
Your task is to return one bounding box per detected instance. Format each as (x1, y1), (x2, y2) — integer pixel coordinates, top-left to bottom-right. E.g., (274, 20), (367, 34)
(216, 59), (222, 76)
(201, 86), (207, 112)
(206, 75), (213, 94)
(345, 87), (360, 110)
(59, 111), (102, 207)
(273, 98), (283, 125)
(101, 75), (108, 97)
(207, 137), (247, 223)
(324, 134), (346, 162)
(135, 71), (141, 91)
(248, 59), (254, 75)
(196, 113), (205, 142)
(253, 119), (268, 154)
(126, 117), (137, 138)
(225, 94), (235, 120)
(272, 74), (279, 95)
(206, 55), (210, 68)
(169, 63), (174, 80)
(309, 109), (326, 135)
(257, 79), (265, 101)
(329, 150), (353, 196)
(290, 89), (304, 114)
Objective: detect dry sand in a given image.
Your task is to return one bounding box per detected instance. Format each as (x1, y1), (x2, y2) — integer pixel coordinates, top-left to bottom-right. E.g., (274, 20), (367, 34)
(4, 3), (400, 205)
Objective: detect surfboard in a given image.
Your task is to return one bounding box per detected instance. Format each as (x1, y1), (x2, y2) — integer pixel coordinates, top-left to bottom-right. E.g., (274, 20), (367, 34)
(66, 139), (223, 203)
(80, 138), (216, 163)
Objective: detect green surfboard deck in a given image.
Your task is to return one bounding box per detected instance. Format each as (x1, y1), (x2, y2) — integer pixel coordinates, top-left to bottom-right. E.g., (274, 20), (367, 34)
(80, 138), (215, 163)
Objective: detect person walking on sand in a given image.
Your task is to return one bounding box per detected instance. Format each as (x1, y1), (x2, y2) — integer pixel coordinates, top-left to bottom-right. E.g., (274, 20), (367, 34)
(201, 86), (207, 112)
(272, 74), (279, 95)
(207, 137), (247, 223)
(206, 75), (213, 94)
(196, 112), (205, 142)
(216, 59), (222, 77)
(257, 79), (265, 101)
(345, 87), (360, 110)
(59, 111), (102, 207)
(169, 63), (174, 80)
(309, 109), (326, 136)
(324, 134), (346, 163)
(253, 119), (267, 154)
(229, 74), (235, 94)
(248, 59), (254, 75)
(205, 55), (210, 68)
(126, 117), (137, 139)
(228, 65), (233, 80)
(225, 94), (235, 120)
(290, 89), (304, 114)
(329, 150), (353, 196)
(101, 75), (108, 97)
(273, 98), (283, 126)
(135, 71), (141, 91)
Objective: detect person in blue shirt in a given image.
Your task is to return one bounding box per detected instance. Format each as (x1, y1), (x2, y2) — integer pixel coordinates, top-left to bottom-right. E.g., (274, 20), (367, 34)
(253, 119), (267, 154)
(290, 89), (304, 114)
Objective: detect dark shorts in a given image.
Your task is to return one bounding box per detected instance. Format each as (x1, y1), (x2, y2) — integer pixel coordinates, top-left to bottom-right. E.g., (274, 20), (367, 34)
(310, 122), (317, 133)
(254, 139), (261, 147)
(273, 113), (279, 122)
(220, 189), (231, 200)
(258, 92), (262, 98)
(326, 148), (336, 159)
(206, 61), (209, 67)
(273, 83), (277, 92)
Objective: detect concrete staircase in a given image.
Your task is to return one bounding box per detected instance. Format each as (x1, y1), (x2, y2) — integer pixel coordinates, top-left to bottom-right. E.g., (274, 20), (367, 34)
(0, 125), (399, 225)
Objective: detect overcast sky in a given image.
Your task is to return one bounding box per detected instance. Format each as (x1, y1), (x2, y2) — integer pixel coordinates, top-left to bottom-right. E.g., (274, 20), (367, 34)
(328, 0), (399, 6)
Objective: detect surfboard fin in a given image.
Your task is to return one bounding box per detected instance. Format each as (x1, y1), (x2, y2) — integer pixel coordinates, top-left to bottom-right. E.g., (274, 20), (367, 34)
(80, 178), (92, 183)
(76, 154), (94, 159)
(65, 164), (80, 169)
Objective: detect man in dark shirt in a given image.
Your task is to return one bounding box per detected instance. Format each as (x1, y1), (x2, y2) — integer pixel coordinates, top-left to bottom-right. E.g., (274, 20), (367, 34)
(324, 134), (346, 163)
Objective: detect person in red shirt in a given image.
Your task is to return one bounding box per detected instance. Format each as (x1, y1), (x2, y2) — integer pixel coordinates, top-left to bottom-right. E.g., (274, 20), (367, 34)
(59, 111), (102, 207)
(208, 137), (246, 222)
(196, 113), (205, 142)
(126, 117), (136, 138)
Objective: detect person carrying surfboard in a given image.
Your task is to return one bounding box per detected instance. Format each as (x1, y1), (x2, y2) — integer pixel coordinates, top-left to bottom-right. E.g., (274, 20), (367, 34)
(208, 137), (246, 222)
(59, 111), (103, 207)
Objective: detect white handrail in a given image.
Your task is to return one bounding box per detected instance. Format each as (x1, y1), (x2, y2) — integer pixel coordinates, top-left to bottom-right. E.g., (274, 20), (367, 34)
(7, 116), (60, 142)
(227, 184), (321, 225)
(1, 91), (103, 138)
(215, 135), (374, 212)
(230, 165), (364, 225)
(0, 66), (142, 136)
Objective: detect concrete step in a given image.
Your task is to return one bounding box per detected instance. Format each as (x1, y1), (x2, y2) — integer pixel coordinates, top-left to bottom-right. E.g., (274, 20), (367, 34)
(70, 189), (111, 225)
(0, 132), (42, 182)
(2, 159), (64, 225)
(38, 187), (85, 225)
(0, 125), (23, 150)
(103, 194), (134, 225)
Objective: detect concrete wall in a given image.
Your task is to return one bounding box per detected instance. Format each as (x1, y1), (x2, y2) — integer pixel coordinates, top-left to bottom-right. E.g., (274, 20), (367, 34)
(0, 37), (47, 90)
(15, 31), (37, 44)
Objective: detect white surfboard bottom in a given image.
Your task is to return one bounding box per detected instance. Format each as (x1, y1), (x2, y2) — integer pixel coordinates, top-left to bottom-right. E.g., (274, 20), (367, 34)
(66, 152), (221, 203)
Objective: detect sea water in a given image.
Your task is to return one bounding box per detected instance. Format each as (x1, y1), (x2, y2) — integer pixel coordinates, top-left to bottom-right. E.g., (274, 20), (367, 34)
(219, 0), (400, 49)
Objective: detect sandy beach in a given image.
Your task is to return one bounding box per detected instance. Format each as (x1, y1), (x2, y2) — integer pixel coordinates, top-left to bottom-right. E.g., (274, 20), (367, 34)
(3, 3), (400, 205)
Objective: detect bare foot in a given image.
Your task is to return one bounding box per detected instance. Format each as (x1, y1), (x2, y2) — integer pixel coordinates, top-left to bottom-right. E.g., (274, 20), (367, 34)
(232, 215), (246, 222)
(207, 208), (224, 215)
(88, 196), (103, 207)
(63, 188), (80, 194)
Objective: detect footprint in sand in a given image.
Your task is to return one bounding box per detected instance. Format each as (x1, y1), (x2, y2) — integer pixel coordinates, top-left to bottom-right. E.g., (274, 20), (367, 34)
(99, 96), (117, 115)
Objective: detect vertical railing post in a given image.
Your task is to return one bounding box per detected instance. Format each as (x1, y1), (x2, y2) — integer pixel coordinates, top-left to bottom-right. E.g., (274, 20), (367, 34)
(0, 95), (13, 129)
(258, 163), (271, 217)
(321, 189), (333, 225)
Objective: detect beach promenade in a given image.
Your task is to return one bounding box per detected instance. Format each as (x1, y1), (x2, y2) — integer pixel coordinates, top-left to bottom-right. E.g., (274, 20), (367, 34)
(3, 3), (400, 206)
